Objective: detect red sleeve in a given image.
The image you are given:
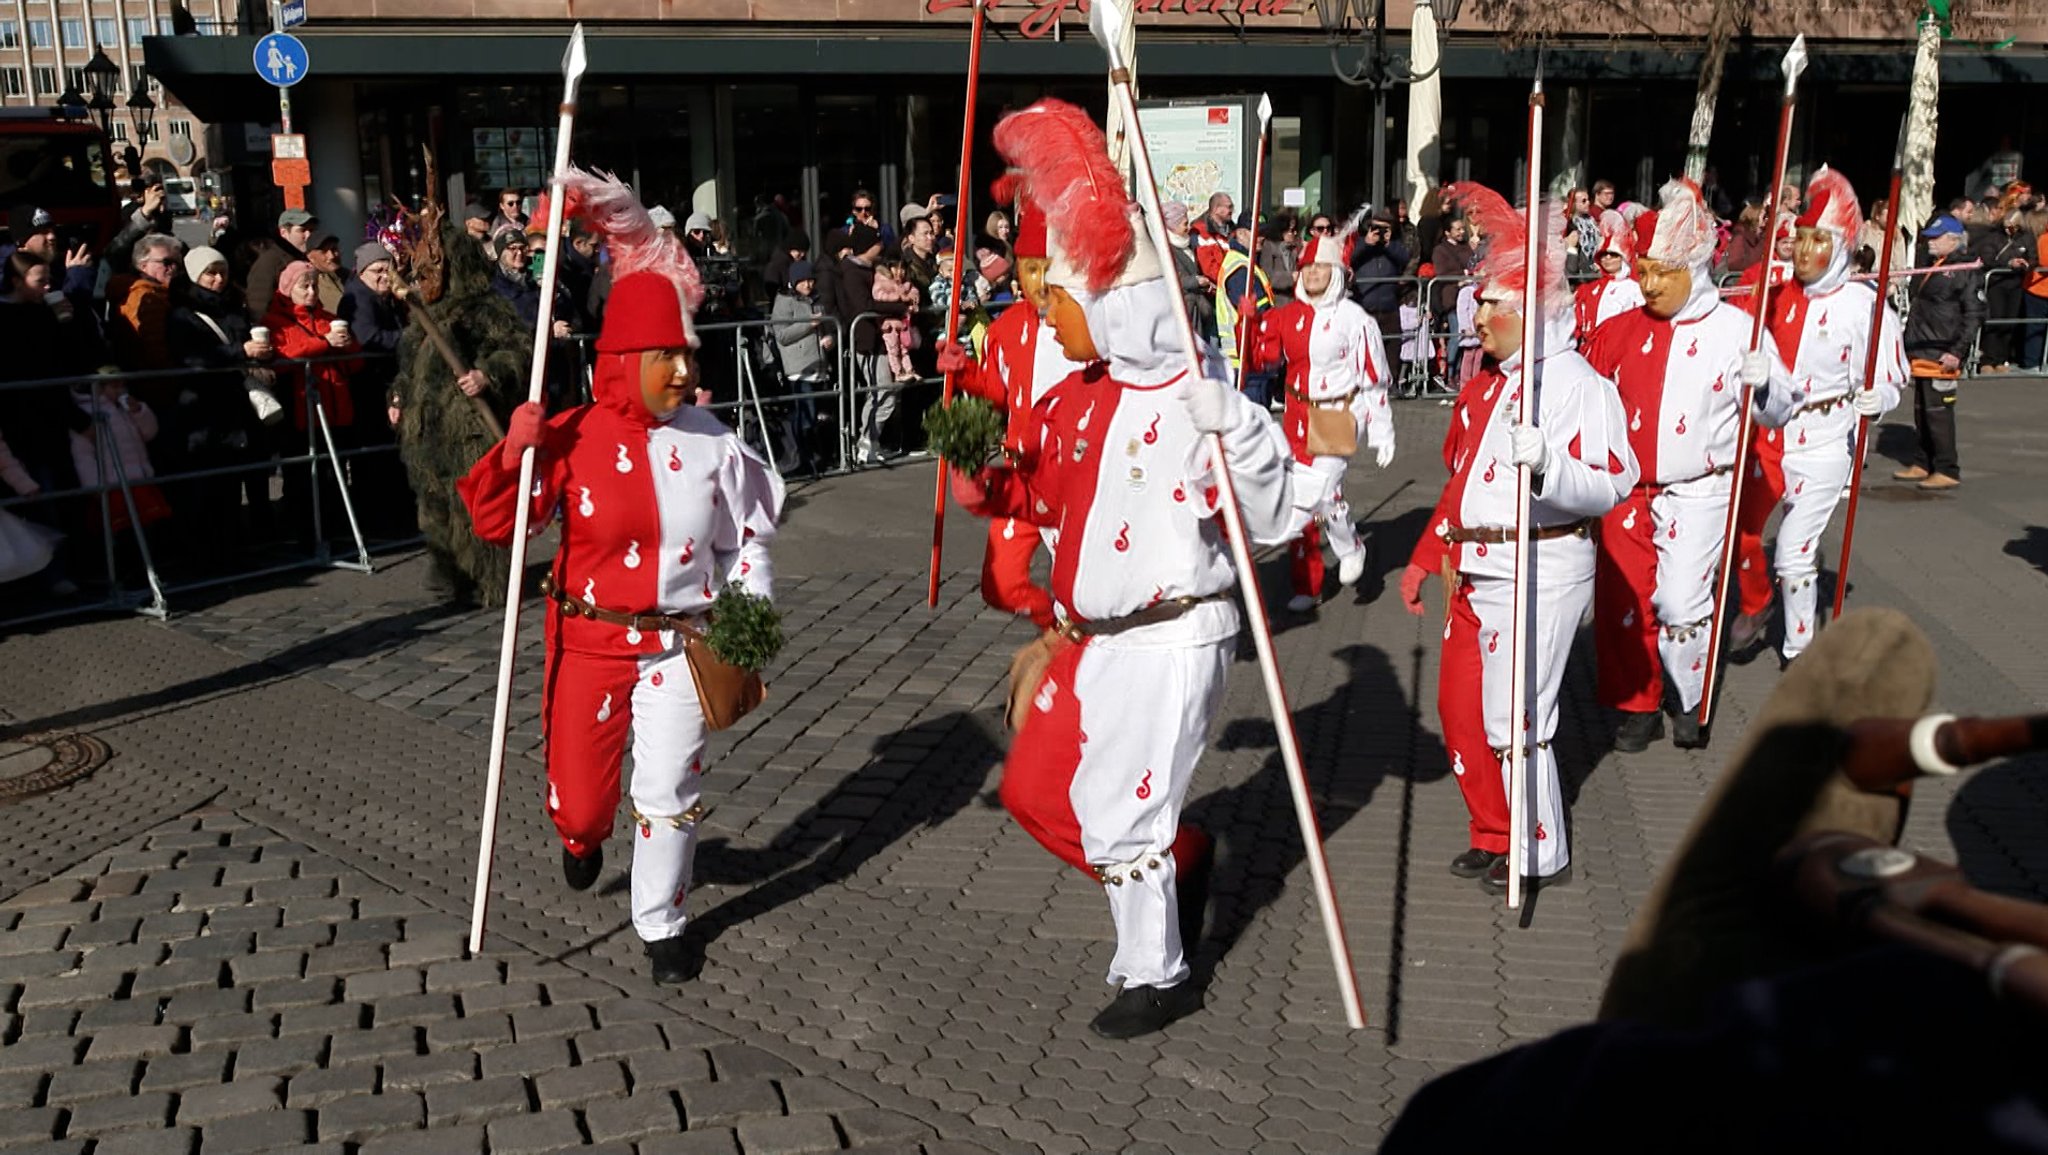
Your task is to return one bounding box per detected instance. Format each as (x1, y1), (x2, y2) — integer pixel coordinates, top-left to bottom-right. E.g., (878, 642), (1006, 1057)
(1252, 302), (1293, 372)
(272, 323), (327, 360)
(964, 465), (1043, 524)
(1408, 486), (1453, 574)
(456, 417), (568, 546)
(1579, 319), (1623, 380)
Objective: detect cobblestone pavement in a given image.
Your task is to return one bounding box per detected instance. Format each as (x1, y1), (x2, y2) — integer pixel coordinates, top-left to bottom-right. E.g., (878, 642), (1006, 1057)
(2, 380), (2046, 1154)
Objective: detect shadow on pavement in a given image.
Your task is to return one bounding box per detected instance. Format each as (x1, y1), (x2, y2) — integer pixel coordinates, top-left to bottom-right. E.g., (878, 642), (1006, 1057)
(2004, 527), (2048, 577)
(1192, 640), (1450, 1044)
(1946, 754), (2048, 904)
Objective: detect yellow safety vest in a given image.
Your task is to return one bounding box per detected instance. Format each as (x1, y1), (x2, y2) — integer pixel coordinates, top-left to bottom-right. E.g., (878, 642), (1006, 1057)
(1215, 249), (1273, 370)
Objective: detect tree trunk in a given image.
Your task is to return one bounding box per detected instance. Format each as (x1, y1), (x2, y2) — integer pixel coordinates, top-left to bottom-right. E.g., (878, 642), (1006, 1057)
(1684, 2), (1741, 182)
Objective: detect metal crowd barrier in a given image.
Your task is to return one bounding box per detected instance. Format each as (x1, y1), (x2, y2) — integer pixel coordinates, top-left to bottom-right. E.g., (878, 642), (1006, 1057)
(1965, 266), (2043, 377)
(0, 353), (400, 632)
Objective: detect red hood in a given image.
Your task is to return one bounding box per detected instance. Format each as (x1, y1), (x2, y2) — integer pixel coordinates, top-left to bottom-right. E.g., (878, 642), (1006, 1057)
(591, 350), (661, 428)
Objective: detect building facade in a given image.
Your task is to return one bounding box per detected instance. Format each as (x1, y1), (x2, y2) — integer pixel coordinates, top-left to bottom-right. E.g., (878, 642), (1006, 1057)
(143, 1), (2048, 256)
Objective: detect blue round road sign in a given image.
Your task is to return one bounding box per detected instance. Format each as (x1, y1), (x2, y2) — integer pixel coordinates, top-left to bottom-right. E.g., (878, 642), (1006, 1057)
(253, 33), (309, 88)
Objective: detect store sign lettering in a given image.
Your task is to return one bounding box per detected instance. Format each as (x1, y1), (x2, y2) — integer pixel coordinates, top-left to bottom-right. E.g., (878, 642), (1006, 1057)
(926, 0), (1295, 40)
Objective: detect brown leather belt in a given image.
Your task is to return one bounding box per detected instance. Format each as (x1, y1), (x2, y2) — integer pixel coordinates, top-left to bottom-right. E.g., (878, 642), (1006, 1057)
(539, 573), (704, 634)
(1793, 394), (1850, 419)
(1055, 592), (1229, 644)
(1634, 464), (1733, 497)
(1288, 385), (1359, 407)
(1441, 518), (1596, 546)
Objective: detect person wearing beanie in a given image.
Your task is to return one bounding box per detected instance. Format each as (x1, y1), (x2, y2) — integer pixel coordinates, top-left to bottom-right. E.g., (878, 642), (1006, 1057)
(463, 202), (493, 242)
(1581, 179), (1794, 754)
(950, 99), (1316, 1040)
(336, 240), (415, 537)
(769, 257), (831, 473)
(934, 190), (1087, 629)
(1159, 199), (1216, 342)
(489, 223), (584, 403)
(1249, 208), (1394, 613)
(245, 208), (316, 322)
(1400, 182), (1637, 897)
(459, 167), (785, 986)
(1571, 209), (1645, 347)
(1742, 167), (1906, 667)
(167, 242), (278, 546)
(761, 231), (810, 298)
(262, 257), (363, 543)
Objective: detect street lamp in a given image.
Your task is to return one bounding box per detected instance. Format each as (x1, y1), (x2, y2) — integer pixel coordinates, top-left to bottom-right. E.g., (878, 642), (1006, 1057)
(127, 83), (157, 143)
(83, 47), (120, 136)
(1314, 0), (1462, 206)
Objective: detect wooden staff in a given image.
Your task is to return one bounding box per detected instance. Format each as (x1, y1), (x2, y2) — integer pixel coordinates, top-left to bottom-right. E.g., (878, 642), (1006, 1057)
(1089, 0), (1365, 1029)
(394, 280), (505, 441)
(1831, 117), (1907, 623)
(469, 24), (587, 956)
(927, 0), (989, 609)
(1698, 35), (1806, 729)
(1836, 712), (2048, 794)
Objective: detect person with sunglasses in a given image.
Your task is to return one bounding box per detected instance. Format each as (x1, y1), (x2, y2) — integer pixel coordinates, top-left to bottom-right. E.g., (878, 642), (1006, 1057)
(845, 189), (896, 249)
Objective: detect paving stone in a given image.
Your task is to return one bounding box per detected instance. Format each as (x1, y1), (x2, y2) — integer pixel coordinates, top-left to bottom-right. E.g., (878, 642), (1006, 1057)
(326, 1024), (422, 1067)
(777, 1077), (869, 1114)
(277, 1002), (366, 1038)
(94, 1128), (198, 1155)
(317, 1090), (426, 1142)
(227, 1035), (328, 1079)
(178, 1076), (286, 1124)
(358, 1122), (486, 1155)
(425, 1013), (514, 1052)
(285, 1064), (378, 1108)
(479, 1038), (572, 1081)
(161, 987), (252, 1023)
(344, 968), (424, 1003)
(381, 1050), (477, 1091)
(254, 978), (339, 1013)
(16, 970), (126, 1010)
(229, 951), (306, 986)
(82, 1024), (184, 1062)
(426, 1074), (531, 1127)
(196, 1108), (313, 1154)
(302, 943), (387, 976)
(0, 1036), (84, 1074)
(139, 1050), (233, 1094)
(569, 1023), (665, 1065)
(706, 1043), (800, 1081)
(835, 1107), (937, 1147)
(455, 982), (542, 1016)
(679, 1077), (783, 1128)
(2, 880), (89, 909)
(127, 960), (227, 999)
(486, 1108), (585, 1154)
(168, 932), (256, 963)
(0, 1071), (47, 1109)
(0, 1106), (64, 1145)
(59, 919), (139, 949)
(583, 1089), (683, 1143)
(14, 1008), (79, 1039)
(43, 1060), (139, 1105)
(187, 1012), (276, 1051)
(65, 1090), (175, 1134)
(735, 1113), (842, 1155)
(386, 935), (466, 969)
(0, 925), (70, 956)
(75, 1001), (159, 1033)
(638, 1131), (742, 1155)
(511, 1003), (593, 1043)
(370, 992), (458, 1029)
(423, 959), (503, 993)
(533, 1059), (628, 1110)
(628, 1048), (714, 1091)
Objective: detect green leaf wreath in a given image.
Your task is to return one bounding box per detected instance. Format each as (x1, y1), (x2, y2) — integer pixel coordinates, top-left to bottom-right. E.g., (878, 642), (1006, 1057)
(921, 395), (1007, 473)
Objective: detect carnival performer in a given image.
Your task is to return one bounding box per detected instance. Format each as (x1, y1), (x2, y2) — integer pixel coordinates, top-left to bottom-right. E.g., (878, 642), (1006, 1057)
(936, 192), (1086, 628)
(1250, 210), (1396, 611)
(1571, 209), (1645, 347)
(1727, 215), (1799, 661)
(459, 170), (785, 984)
(1751, 168), (1906, 665)
(950, 99), (1314, 1039)
(1584, 180), (1792, 752)
(1399, 183), (1637, 895)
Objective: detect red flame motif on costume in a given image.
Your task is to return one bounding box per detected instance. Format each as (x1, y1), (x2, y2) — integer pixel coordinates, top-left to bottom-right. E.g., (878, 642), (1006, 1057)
(1476, 543), (1489, 558)
(1797, 620), (1808, 635)
(1669, 522), (1679, 540)
(701, 574), (713, 598)
(615, 444), (633, 473)
(1795, 480), (1805, 495)
(1802, 538), (1812, 555)
(1136, 769), (1153, 801)
(1536, 822), (1548, 841)
(1798, 428), (1808, 446)
(740, 560), (752, 576)
(1487, 631), (1499, 654)
(1675, 414), (1688, 435)
(673, 885), (687, 908)
(1483, 459), (1497, 483)
(680, 537), (695, 565)
(1713, 374), (1725, 393)
(640, 824), (650, 840)
(1172, 484), (1186, 503)
(651, 672), (663, 687)
(1149, 586), (1164, 607)
(668, 446), (681, 471)
(1143, 415), (1161, 445)
(1687, 338), (1699, 357)
(1114, 523), (1131, 552)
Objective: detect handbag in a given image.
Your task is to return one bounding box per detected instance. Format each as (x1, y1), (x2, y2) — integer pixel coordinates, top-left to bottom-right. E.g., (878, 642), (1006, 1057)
(1304, 402), (1359, 458)
(1908, 357), (1961, 382)
(680, 627), (767, 732)
(1005, 629), (1067, 732)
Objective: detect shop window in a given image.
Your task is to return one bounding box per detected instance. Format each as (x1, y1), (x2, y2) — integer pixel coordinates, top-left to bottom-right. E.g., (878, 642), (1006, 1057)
(0, 69), (22, 98)
(29, 21), (51, 49)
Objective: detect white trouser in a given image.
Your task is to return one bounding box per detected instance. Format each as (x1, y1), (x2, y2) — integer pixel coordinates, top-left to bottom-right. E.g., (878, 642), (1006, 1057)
(1468, 550), (1592, 877)
(1653, 475), (1730, 712)
(1774, 447), (1853, 660)
(1073, 639), (1230, 988)
(856, 353), (896, 446)
(1308, 455), (1365, 562)
(626, 645), (707, 943)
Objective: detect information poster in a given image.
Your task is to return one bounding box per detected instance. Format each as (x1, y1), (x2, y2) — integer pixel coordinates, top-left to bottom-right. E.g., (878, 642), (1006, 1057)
(1137, 97), (1259, 218)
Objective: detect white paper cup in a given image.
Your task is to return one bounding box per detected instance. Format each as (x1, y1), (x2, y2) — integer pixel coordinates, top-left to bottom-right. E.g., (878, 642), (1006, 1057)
(250, 326), (271, 344)
(329, 320), (349, 338)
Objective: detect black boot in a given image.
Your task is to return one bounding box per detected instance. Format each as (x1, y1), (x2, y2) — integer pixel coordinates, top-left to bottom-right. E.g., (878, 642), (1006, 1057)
(1480, 857), (1572, 895)
(646, 935), (700, 985)
(562, 846), (603, 892)
(1175, 829), (1213, 957)
(1672, 710), (1709, 750)
(1089, 982), (1203, 1040)
(1448, 848), (1505, 879)
(1613, 710), (1665, 754)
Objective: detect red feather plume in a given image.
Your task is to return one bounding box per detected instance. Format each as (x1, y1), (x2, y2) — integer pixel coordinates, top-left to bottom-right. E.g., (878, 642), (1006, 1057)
(550, 165), (703, 314)
(1443, 181), (1565, 314)
(992, 99), (1132, 294)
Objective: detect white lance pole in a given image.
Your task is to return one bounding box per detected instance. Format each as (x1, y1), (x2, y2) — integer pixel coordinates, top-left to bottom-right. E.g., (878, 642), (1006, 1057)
(1089, 3), (1366, 1029)
(1506, 70), (1544, 912)
(469, 24), (589, 955)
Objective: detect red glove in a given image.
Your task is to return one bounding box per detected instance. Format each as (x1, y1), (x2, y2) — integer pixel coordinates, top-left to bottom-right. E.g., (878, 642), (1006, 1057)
(935, 339), (974, 377)
(949, 465), (992, 513)
(1400, 564), (1430, 617)
(501, 402), (547, 468)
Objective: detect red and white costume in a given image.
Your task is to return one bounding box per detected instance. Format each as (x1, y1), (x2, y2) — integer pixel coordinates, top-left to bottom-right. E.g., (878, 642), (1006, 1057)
(961, 100), (1314, 992)
(1585, 180), (1791, 716)
(1759, 169), (1906, 661)
(1571, 209), (1644, 347)
(461, 187), (784, 948)
(957, 197), (1086, 629)
(1730, 238), (1795, 621)
(1251, 217), (1394, 600)
(1411, 184), (1637, 878)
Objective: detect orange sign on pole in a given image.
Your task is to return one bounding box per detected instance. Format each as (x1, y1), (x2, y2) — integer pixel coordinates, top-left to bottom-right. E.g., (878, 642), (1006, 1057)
(272, 132), (310, 209)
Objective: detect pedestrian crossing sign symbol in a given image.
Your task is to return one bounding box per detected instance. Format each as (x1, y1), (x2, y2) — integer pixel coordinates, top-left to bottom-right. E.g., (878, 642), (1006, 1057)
(254, 32), (309, 88)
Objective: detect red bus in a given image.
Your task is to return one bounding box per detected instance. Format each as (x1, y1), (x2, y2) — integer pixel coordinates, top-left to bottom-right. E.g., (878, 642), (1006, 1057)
(0, 109), (122, 251)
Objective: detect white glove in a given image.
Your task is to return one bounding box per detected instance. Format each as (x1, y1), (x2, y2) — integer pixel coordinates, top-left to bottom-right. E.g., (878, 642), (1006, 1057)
(1851, 388), (1884, 418)
(1185, 376), (1239, 434)
(1740, 351), (1771, 388)
(1374, 440), (1396, 469)
(1508, 424), (1551, 475)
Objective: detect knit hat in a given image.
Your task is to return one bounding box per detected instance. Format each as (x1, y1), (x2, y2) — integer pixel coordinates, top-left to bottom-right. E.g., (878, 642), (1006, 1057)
(490, 225), (527, 257)
(648, 205), (676, 229)
(6, 205), (52, 242)
(1159, 200), (1189, 231)
(278, 260), (315, 299)
(786, 259), (815, 285)
(183, 245), (227, 283)
(683, 210), (712, 234)
(846, 223), (881, 255)
(462, 203), (492, 224)
(354, 242), (394, 272)
(977, 249), (1011, 284)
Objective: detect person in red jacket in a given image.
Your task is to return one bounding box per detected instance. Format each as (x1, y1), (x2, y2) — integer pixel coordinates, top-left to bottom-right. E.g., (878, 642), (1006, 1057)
(459, 170), (784, 985)
(264, 260), (362, 541)
(937, 192), (1085, 628)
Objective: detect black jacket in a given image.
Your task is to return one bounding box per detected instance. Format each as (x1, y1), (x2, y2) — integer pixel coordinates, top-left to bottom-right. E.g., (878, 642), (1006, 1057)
(1349, 240), (1410, 314)
(337, 276), (408, 397)
(1903, 257), (1984, 362)
(834, 257), (908, 356)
